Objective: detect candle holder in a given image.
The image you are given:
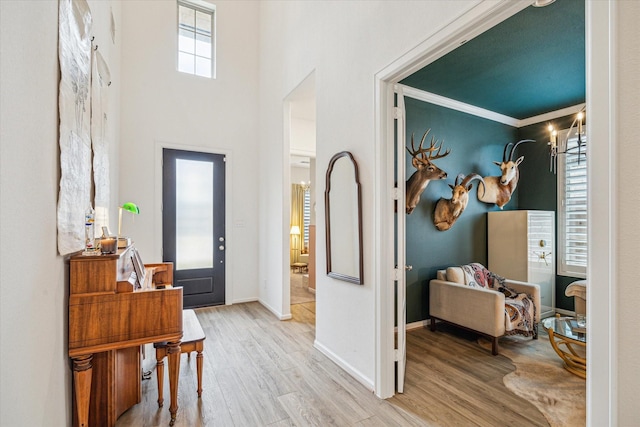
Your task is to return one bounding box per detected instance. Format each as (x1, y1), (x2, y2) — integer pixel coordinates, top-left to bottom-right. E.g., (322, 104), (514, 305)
(100, 237), (117, 254)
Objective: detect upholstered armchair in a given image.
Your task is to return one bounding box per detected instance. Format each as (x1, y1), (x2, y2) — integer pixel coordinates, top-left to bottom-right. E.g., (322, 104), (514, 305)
(565, 280), (587, 315)
(429, 266), (541, 355)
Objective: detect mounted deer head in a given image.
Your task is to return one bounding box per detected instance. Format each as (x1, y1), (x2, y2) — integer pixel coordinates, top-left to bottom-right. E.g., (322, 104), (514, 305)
(433, 173), (485, 231)
(405, 129), (450, 214)
(477, 139), (535, 209)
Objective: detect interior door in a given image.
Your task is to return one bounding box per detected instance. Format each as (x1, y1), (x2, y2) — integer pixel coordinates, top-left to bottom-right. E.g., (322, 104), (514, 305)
(395, 85), (407, 393)
(163, 148), (225, 308)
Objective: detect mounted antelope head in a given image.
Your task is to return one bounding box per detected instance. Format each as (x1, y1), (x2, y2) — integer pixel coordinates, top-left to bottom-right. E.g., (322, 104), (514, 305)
(405, 129), (450, 214)
(477, 139), (535, 209)
(433, 173), (485, 231)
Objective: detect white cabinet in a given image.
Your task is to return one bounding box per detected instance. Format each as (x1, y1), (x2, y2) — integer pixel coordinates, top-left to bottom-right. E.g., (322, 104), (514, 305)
(488, 210), (555, 318)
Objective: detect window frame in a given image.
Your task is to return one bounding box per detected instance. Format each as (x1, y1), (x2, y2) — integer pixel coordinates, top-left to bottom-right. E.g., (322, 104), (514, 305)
(557, 127), (587, 278)
(177, 0), (216, 79)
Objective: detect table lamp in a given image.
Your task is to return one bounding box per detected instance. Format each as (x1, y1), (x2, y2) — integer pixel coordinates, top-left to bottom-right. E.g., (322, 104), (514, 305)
(118, 202), (140, 248)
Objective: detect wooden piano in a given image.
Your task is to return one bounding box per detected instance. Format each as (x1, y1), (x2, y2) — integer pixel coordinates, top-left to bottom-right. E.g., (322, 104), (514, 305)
(68, 245), (183, 427)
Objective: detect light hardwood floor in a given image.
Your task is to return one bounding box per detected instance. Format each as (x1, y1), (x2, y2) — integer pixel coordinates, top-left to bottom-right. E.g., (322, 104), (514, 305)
(116, 302), (548, 426)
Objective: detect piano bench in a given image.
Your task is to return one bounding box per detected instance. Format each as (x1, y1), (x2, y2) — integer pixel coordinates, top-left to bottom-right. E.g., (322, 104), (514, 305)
(154, 309), (206, 407)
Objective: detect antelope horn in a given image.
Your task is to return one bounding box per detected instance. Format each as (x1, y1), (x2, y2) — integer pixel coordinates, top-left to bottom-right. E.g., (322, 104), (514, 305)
(508, 139), (536, 161)
(454, 173), (465, 186)
(460, 173), (485, 188)
(502, 142), (514, 162)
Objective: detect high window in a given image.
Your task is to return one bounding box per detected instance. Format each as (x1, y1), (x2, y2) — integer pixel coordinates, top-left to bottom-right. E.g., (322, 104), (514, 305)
(177, 1), (215, 78)
(557, 129), (587, 278)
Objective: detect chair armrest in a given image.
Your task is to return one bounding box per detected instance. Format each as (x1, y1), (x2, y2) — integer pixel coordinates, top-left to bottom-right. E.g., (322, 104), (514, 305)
(504, 279), (541, 323)
(429, 279), (505, 337)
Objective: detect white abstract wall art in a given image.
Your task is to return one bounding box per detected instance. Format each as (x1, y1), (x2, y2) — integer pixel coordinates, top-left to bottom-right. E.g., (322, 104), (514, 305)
(91, 49), (111, 234)
(57, 0), (93, 255)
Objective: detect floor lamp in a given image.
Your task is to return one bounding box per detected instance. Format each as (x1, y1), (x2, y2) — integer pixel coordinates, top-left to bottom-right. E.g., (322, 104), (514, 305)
(290, 225), (300, 263)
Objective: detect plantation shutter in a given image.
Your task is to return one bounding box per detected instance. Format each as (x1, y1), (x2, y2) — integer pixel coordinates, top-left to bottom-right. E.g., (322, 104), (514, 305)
(303, 188), (311, 248)
(558, 132), (587, 277)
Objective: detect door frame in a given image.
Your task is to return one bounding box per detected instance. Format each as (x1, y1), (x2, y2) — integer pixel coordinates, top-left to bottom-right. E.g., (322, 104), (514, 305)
(154, 140), (233, 306)
(282, 70), (317, 321)
(373, 1), (617, 425)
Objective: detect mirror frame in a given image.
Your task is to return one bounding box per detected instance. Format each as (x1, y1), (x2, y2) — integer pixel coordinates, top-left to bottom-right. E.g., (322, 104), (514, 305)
(324, 151), (364, 284)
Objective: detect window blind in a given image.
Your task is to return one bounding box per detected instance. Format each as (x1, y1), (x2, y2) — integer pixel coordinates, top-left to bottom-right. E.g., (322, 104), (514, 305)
(303, 189), (311, 248)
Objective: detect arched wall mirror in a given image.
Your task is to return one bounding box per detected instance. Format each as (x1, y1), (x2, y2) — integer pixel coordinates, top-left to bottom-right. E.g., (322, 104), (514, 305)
(325, 151), (363, 284)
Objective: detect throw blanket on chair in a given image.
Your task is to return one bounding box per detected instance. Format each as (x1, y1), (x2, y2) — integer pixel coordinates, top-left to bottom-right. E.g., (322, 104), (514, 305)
(460, 263), (537, 337)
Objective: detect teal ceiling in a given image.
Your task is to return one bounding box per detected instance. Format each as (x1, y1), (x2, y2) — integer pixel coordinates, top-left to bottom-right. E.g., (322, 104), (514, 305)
(400, 0), (585, 120)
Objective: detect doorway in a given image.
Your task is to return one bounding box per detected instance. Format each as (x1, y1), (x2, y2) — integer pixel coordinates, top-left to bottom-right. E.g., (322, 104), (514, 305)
(285, 72), (317, 320)
(162, 148), (226, 308)
(376, 5), (616, 420)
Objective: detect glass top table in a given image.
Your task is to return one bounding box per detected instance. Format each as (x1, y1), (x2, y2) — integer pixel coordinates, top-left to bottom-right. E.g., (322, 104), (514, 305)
(542, 315), (586, 378)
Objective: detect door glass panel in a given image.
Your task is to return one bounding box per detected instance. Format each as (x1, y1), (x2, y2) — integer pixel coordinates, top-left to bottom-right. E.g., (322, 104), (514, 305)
(176, 159), (214, 270)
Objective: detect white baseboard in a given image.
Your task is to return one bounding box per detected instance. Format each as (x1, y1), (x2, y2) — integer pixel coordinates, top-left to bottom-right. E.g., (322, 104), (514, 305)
(259, 298), (292, 320)
(232, 297), (259, 304)
(314, 339), (375, 392)
(394, 319), (430, 333)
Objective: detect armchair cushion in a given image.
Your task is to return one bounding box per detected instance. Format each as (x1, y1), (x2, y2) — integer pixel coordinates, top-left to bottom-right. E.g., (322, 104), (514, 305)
(445, 267), (465, 284)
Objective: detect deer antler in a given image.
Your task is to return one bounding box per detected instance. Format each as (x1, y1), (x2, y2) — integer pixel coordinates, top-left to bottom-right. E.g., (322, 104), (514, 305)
(407, 129), (435, 159)
(426, 137), (450, 161)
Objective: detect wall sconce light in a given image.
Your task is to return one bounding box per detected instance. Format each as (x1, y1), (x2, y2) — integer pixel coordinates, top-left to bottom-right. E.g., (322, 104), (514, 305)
(547, 107), (586, 173)
(118, 202), (140, 248)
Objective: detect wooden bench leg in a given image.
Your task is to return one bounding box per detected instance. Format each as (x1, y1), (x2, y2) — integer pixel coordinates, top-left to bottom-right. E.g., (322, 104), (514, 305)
(196, 349), (203, 397)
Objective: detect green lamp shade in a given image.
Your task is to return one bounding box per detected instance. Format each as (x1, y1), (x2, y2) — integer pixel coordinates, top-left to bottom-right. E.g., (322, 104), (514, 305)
(121, 202), (140, 214)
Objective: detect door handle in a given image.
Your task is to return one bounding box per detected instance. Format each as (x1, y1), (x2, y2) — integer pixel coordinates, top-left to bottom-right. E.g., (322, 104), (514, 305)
(405, 265), (413, 271)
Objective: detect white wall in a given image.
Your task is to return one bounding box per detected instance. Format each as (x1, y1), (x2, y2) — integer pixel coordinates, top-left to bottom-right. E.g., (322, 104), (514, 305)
(257, 0), (478, 387)
(119, 0), (260, 303)
(290, 165), (310, 185)
(291, 116), (316, 156)
(258, 2), (640, 418)
(0, 1), (121, 424)
(616, 1), (640, 423)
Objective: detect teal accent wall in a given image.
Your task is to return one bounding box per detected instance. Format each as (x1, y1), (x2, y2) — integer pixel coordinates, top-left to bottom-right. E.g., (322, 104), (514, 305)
(405, 101), (585, 321)
(404, 98), (518, 323)
(517, 115), (584, 311)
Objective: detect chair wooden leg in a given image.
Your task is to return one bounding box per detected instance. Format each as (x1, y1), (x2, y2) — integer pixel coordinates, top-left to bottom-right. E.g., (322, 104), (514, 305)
(430, 318), (437, 332)
(491, 337), (499, 355)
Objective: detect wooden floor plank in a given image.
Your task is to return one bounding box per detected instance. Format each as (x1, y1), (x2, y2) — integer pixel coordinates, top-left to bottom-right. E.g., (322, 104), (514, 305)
(116, 301), (556, 427)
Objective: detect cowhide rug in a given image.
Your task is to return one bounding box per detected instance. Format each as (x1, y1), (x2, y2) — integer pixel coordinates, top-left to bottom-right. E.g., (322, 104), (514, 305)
(479, 333), (586, 427)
